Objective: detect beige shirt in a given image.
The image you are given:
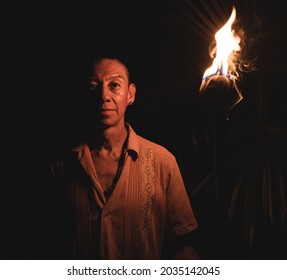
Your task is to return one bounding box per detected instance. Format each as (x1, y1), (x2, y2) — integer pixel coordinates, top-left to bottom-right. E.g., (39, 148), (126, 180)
(60, 123), (198, 259)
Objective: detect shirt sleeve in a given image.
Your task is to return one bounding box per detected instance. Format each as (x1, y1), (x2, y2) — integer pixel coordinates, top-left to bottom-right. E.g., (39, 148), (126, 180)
(165, 157), (198, 236)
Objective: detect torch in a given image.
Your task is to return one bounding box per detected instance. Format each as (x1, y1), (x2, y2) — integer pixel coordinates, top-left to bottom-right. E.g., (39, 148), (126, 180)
(195, 6), (244, 238)
(198, 6), (243, 122)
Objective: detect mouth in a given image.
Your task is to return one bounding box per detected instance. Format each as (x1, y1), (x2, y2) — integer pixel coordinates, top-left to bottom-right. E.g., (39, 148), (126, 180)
(101, 108), (115, 112)
(99, 108), (116, 116)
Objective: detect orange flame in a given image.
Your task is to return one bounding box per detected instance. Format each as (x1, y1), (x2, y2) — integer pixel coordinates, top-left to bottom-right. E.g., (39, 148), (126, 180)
(202, 6), (241, 80)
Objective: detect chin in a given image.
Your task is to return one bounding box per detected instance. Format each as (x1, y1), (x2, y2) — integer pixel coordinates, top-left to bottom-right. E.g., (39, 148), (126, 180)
(99, 119), (118, 128)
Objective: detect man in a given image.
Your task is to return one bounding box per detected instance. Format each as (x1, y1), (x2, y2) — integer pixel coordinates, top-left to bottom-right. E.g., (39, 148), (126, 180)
(47, 57), (199, 259)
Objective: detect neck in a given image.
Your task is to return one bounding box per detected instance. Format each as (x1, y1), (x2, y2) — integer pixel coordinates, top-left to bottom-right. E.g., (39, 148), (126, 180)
(89, 123), (128, 152)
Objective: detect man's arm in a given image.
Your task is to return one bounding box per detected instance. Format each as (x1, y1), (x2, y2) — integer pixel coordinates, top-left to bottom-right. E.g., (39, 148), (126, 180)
(162, 231), (200, 259)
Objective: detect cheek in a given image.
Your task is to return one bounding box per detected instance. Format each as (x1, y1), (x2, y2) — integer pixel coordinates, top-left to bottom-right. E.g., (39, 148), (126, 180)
(119, 102), (129, 113)
(114, 96), (129, 112)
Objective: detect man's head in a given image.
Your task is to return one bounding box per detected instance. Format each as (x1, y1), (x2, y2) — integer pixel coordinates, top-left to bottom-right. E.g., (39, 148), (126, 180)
(86, 57), (136, 128)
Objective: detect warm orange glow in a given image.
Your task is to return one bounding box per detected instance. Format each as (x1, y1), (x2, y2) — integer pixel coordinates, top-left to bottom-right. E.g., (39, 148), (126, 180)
(202, 6), (241, 80)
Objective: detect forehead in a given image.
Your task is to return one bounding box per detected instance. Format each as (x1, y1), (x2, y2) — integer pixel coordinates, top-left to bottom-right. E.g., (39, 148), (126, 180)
(93, 59), (128, 80)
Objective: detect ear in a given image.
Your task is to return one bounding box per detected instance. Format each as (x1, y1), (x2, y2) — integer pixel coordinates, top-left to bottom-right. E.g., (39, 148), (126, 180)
(128, 83), (136, 104)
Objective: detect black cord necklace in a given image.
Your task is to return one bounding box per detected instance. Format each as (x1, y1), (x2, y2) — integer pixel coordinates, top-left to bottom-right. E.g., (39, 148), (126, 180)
(103, 134), (128, 200)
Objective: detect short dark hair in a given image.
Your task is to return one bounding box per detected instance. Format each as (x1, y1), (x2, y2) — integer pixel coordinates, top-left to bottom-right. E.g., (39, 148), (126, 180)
(92, 56), (131, 84)
(88, 49), (136, 84)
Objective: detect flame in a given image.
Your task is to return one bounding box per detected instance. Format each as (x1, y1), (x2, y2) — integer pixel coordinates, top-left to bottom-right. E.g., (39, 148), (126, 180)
(202, 6), (241, 80)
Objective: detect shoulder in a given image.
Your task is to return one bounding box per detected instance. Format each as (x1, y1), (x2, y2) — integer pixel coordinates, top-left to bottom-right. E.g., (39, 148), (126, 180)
(48, 150), (78, 176)
(126, 123), (177, 164)
(136, 134), (176, 162)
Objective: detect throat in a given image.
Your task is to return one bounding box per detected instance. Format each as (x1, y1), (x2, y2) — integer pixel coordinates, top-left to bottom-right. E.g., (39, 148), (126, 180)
(91, 131), (129, 198)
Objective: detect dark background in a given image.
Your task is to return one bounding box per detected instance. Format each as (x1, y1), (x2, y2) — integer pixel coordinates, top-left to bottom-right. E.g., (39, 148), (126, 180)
(39, 0), (287, 183)
(36, 0), (287, 143)
(3, 0), (287, 259)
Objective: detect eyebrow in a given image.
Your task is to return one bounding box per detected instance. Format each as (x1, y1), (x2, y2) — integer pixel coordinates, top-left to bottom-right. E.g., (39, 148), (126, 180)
(89, 75), (125, 83)
(106, 75), (125, 81)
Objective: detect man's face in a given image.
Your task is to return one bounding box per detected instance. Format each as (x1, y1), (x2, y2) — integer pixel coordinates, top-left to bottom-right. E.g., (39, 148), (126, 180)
(87, 58), (136, 128)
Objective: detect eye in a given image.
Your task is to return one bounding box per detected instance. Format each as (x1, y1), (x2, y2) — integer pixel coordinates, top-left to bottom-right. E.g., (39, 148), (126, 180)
(89, 82), (98, 90)
(109, 82), (120, 90)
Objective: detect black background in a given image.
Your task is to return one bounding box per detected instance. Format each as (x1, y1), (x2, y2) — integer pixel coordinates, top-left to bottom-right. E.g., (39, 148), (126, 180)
(38, 0), (287, 181)
(3, 0), (287, 259)
(34, 0), (287, 142)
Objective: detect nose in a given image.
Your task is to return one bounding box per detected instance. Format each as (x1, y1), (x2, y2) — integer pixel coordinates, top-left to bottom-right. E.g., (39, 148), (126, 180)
(100, 84), (111, 102)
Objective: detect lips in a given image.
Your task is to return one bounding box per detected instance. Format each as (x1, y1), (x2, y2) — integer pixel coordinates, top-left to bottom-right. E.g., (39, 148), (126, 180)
(99, 107), (116, 117)
(97, 105), (115, 111)
(101, 108), (115, 112)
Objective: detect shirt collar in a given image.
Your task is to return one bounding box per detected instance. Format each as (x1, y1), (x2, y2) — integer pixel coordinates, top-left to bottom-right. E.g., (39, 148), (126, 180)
(125, 123), (139, 159)
(71, 122), (139, 160)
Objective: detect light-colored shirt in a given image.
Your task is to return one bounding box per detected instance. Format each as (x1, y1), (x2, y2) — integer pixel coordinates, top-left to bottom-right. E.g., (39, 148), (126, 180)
(51, 123), (198, 259)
